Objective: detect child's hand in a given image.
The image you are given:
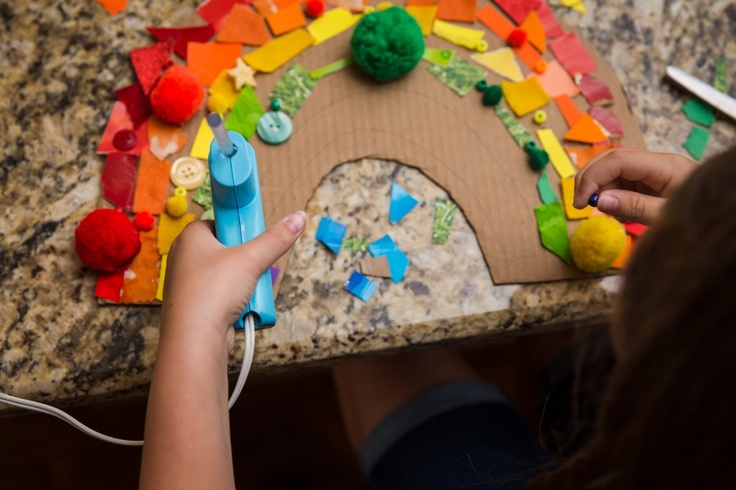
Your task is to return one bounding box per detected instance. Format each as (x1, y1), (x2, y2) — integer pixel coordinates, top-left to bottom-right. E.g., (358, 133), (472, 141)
(574, 149), (696, 224)
(161, 211), (307, 344)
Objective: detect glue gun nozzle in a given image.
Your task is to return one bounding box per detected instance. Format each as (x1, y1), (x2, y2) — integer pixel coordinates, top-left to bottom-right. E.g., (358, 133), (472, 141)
(206, 113), (235, 157)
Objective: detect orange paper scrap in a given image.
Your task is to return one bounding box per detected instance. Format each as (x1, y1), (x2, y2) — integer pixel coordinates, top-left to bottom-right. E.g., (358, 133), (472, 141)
(158, 213), (196, 255)
(611, 234), (632, 269)
(476, 4), (513, 40)
(95, 0), (126, 15)
(501, 77), (551, 117)
(252, 0), (279, 15)
(554, 94), (583, 128)
(561, 177), (592, 220)
(266, 3), (307, 36)
(218, 4), (271, 46)
(512, 40), (544, 72)
(564, 114), (609, 144)
(120, 229), (160, 304)
(520, 10), (545, 53)
(565, 143), (614, 169)
(529, 60), (578, 98)
(148, 116), (186, 161)
(436, 0), (476, 23)
(407, 0), (437, 5)
(406, 5), (438, 36)
(133, 150), (172, 215)
(187, 42), (243, 87)
(243, 29), (315, 73)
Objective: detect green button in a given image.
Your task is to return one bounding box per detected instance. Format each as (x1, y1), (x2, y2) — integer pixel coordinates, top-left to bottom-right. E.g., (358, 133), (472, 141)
(256, 111), (293, 145)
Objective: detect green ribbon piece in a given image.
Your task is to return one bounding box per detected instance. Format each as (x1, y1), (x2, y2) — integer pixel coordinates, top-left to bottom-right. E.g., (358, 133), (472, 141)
(309, 56), (354, 80)
(495, 105), (534, 148)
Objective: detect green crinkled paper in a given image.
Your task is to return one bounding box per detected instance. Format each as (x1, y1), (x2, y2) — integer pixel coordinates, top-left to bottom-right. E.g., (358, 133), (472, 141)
(427, 56), (486, 97)
(432, 198), (457, 245)
(269, 63), (318, 117)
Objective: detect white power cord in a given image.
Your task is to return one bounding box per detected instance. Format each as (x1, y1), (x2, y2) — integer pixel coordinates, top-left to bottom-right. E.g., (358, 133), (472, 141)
(0, 313), (257, 446)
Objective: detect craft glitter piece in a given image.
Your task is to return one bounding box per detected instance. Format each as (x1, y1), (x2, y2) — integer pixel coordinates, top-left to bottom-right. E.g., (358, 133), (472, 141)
(269, 63), (318, 117)
(343, 236), (372, 252)
(432, 198), (457, 244)
(495, 105), (534, 148)
(193, 173), (213, 210)
(427, 56), (487, 97)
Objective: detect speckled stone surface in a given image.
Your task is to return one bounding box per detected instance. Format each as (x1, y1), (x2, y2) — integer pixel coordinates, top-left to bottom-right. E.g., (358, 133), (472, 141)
(1, 0), (734, 406)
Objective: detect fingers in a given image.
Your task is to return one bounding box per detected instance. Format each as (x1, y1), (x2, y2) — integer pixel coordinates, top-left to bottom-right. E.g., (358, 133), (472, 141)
(597, 189), (666, 225)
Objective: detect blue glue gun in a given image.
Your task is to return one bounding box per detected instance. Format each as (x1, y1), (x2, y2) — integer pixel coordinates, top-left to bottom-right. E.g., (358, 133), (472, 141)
(206, 114), (276, 329)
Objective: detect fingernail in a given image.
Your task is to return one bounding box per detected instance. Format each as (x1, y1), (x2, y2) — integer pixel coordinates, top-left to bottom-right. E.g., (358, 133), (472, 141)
(285, 211), (307, 234)
(598, 194), (619, 212)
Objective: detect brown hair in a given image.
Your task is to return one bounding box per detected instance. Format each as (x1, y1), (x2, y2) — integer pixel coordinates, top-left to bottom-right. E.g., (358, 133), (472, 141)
(533, 147), (736, 489)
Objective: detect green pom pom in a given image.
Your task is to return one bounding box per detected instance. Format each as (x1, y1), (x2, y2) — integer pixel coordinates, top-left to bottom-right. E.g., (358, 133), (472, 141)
(482, 84), (503, 106)
(350, 7), (425, 82)
(528, 148), (550, 171)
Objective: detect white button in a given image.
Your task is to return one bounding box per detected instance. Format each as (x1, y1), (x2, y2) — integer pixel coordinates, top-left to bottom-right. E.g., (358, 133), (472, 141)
(170, 157), (207, 190)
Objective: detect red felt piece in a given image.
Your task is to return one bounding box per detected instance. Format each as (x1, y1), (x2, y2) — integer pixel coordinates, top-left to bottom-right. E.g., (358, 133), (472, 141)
(150, 65), (205, 125)
(534, 0), (563, 38)
(75, 209), (141, 272)
(101, 153), (138, 211)
(97, 101), (150, 155)
(508, 28), (527, 47)
(548, 33), (597, 77)
(114, 84), (150, 128)
(580, 74), (614, 106)
(95, 269), (125, 302)
(147, 24), (216, 59)
(589, 106), (623, 137)
(493, 0), (540, 25)
(624, 222), (648, 237)
(197, 0), (247, 31)
(130, 39), (175, 95)
(134, 211), (156, 231)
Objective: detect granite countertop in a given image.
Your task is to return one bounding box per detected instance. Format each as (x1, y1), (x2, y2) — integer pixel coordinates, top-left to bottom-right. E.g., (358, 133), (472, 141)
(1, 0), (734, 406)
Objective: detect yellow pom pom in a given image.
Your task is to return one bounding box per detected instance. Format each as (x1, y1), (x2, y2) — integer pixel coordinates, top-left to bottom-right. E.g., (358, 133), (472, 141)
(207, 94), (228, 114)
(570, 216), (626, 273)
(166, 195), (188, 218)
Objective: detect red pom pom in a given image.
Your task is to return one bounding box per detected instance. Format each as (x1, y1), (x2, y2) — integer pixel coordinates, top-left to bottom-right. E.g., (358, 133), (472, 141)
(305, 0), (325, 17)
(133, 211), (155, 231)
(75, 209), (141, 272)
(149, 65), (205, 125)
(508, 28), (527, 48)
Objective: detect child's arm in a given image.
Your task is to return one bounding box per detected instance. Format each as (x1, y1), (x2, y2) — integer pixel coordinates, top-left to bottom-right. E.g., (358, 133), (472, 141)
(139, 211), (307, 490)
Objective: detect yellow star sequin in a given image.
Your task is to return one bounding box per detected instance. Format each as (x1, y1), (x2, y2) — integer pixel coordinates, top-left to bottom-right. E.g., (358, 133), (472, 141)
(227, 58), (257, 90)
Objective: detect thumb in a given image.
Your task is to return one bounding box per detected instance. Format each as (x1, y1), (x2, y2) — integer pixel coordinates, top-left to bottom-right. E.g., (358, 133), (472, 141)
(228, 211), (307, 279)
(597, 190), (665, 225)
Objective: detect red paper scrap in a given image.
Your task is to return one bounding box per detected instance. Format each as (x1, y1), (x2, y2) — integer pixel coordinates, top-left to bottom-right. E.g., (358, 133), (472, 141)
(218, 4), (271, 45)
(589, 106), (623, 137)
(534, 0), (563, 38)
(115, 84), (150, 128)
(147, 24), (216, 59)
(130, 39), (175, 95)
(197, 0), (248, 32)
(97, 101), (149, 155)
(548, 33), (597, 77)
(579, 74), (614, 106)
(493, 0), (541, 25)
(624, 222), (648, 237)
(101, 153), (138, 210)
(95, 269), (125, 303)
(436, 0), (476, 23)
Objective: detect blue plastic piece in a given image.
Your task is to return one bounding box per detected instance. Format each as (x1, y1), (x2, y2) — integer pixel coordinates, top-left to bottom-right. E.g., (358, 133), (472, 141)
(344, 271), (377, 302)
(368, 235), (398, 257)
(316, 217), (347, 254)
(588, 193), (599, 207)
(208, 131), (276, 329)
(389, 182), (419, 224)
(384, 250), (409, 283)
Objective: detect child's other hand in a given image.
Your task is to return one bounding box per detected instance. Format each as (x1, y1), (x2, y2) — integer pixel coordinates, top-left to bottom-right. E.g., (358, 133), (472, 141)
(573, 149), (696, 224)
(161, 211), (307, 344)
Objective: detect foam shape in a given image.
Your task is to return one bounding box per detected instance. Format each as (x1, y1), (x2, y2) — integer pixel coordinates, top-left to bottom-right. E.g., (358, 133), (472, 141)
(589, 106), (623, 137)
(158, 212), (196, 254)
(148, 116), (186, 161)
(683, 126), (710, 160)
(432, 19), (485, 51)
(368, 234), (398, 256)
(548, 33), (597, 77)
(197, 0), (242, 31)
(307, 8), (361, 45)
(316, 216), (348, 253)
(385, 249), (410, 283)
(133, 150), (171, 215)
(359, 256), (391, 278)
(501, 77), (551, 117)
(343, 271), (377, 302)
(96, 101), (149, 155)
(471, 48), (523, 82)
(564, 114), (609, 144)
(208, 70), (242, 111)
(156, 253), (168, 301)
(101, 154), (138, 211)
(244, 28), (315, 73)
(405, 5), (437, 36)
(120, 229), (160, 304)
(130, 39), (174, 95)
(436, 0), (476, 23)
(681, 98), (714, 127)
(534, 202), (569, 263)
(529, 60), (578, 97)
(553, 94), (582, 127)
(147, 24), (216, 59)
(227, 58), (257, 90)
(519, 10), (545, 52)
(218, 4), (271, 45)
(579, 74), (614, 106)
(389, 182), (419, 224)
(537, 171), (558, 204)
(266, 3), (307, 36)
(187, 42), (242, 87)
(115, 84), (150, 128)
(95, 270), (125, 303)
(476, 4), (513, 40)
(534, 0), (563, 38)
(537, 129), (576, 179)
(190, 118), (215, 160)
(225, 85), (265, 139)
(561, 177), (592, 220)
(493, 0), (541, 25)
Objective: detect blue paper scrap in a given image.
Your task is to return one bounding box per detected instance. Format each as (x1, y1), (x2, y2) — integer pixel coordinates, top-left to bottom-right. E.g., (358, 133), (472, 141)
(316, 216), (347, 254)
(368, 234), (410, 283)
(368, 234), (398, 257)
(389, 182), (419, 224)
(344, 271), (377, 302)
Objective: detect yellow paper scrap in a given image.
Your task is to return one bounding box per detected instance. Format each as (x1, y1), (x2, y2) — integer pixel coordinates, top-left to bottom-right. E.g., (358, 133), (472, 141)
(158, 213), (196, 255)
(208, 70), (241, 110)
(307, 8), (361, 45)
(406, 5), (437, 36)
(156, 253), (168, 301)
(190, 118), (214, 160)
(537, 129), (577, 179)
(471, 47), (523, 82)
(500, 77), (551, 116)
(244, 28), (315, 73)
(561, 0), (586, 13)
(432, 20), (485, 51)
(561, 177), (592, 220)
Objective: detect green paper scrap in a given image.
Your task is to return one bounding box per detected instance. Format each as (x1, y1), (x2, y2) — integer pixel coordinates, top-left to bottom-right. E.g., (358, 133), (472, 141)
(269, 63), (318, 118)
(225, 86), (264, 139)
(427, 56), (486, 97)
(309, 56), (354, 80)
(714, 58), (728, 93)
(432, 198), (457, 244)
(683, 126), (710, 160)
(534, 202), (570, 264)
(495, 105), (534, 148)
(193, 173), (212, 210)
(682, 99), (714, 127)
(343, 236), (372, 252)
(537, 172), (558, 204)
(422, 48), (455, 67)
